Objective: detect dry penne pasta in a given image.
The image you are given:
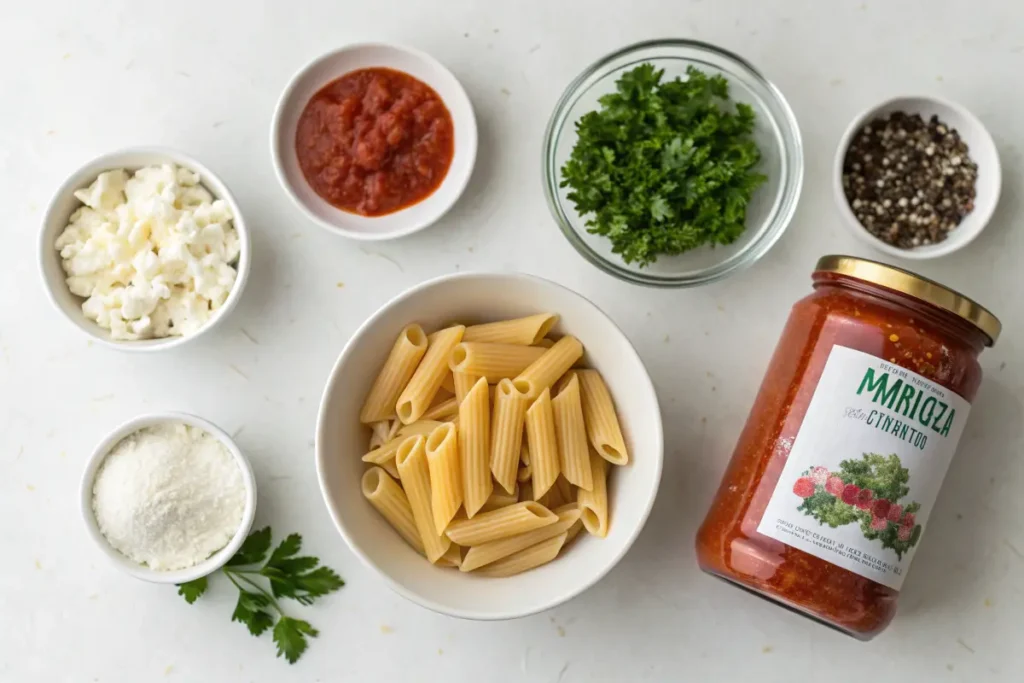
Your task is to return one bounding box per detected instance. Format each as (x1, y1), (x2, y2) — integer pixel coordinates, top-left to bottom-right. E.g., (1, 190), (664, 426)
(445, 501), (557, 546)
(475, 532), (567, 578)
(461, 505), (581, 572)
(362, 467), (424, 555)
(513, 335), (584, 399)
(453, 371), (480, 404)
(360, 324), (429, 423)
(422, 396), (459, 421)
(358, 311), (629, 578)
(395, 435), (451, 563)
(577, 369), (629, 465)
(490, 378), (530, 493)
(551, 373), (593, 491)
(436, 543), (463, 568)
(462, 314), (558, 345)
(449, 343), (546, 382)
(577, 450), (609, 537)
(458, 377), (492, 517)
(396, 325), (465, 424)
(426, 422), (463, 532)
(480, 483), (518, 513)
(525, 388), (560, 499)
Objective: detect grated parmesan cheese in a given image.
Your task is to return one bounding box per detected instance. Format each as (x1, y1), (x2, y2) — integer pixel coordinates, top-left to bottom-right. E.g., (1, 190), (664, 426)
(92, 423), (246, 571)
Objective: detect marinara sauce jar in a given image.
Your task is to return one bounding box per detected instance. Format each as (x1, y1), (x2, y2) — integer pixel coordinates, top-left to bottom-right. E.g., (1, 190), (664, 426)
(696, 255), (1001, 639)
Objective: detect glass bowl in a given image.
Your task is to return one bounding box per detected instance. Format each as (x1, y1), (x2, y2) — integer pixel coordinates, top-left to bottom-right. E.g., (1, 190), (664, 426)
(543, 39), (804, 287)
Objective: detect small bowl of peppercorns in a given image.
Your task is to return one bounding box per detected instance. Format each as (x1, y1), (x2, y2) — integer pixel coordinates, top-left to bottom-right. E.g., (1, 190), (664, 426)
(834, 95), (1000, 259)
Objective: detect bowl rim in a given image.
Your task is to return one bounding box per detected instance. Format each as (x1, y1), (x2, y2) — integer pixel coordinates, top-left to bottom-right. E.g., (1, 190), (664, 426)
(270, 41), (478, 241)
(38, 145), (251, 352)
(832, 94), (1002, 261)
(542, 37), (804, 288)
(314, 271), (664, 619)
(79, 411), (258, 584)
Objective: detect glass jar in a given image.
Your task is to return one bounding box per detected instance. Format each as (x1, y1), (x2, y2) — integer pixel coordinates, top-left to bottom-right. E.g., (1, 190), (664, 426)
(695, 255), (1001, 639)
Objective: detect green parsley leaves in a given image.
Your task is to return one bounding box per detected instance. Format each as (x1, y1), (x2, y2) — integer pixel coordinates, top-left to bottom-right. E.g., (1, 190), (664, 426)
(176, 527), (344, 664)
(560, 63), (766, 267)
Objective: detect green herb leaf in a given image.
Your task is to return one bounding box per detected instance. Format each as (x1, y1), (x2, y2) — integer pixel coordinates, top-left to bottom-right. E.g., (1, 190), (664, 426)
(226, 527), (273, 567)
(560, 64), (766, 267)
(273, 617), (319, 664)
(176, 576), (208, 605)
(266, 533), (303, 566)
(231, 591), (275, 636)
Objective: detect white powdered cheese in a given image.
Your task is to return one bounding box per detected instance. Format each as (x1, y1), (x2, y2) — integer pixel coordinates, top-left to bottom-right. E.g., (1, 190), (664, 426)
(92, 423), (246, 571)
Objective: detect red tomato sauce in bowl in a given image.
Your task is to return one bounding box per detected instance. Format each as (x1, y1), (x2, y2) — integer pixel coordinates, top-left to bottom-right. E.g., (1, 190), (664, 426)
(295, 67), (455, 216)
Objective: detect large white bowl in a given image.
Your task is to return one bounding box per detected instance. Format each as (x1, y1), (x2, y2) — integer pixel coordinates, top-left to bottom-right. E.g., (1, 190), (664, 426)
(315, 273), (663, 619)
(271, 43), (477, 240)
(833, 95), (1000, 260)
(39, 147), (251, 351)
(80, 412), (257, 584)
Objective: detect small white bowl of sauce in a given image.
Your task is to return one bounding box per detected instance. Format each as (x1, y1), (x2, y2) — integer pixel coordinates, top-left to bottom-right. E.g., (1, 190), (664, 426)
(271, 43), (478, 241)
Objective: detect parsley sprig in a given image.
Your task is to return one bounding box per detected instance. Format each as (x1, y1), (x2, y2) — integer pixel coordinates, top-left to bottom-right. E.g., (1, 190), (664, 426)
(560, 63), (766, 267)
(177, 527), (344, 664)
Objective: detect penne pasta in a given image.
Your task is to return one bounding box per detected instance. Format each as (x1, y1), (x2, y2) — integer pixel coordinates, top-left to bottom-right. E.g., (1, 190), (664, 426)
(461, 505), (581, 572)
(533, 337), (555, 349)
(449, 343), (546, 382)
(395, 435), (452, 563)
(525, 388), (560, 499)
(577, 369), (629, 465)
(397, 420), (446, 438)
(386, 419), (402, 442)
(480, 482), (518, 513)
(426, 422), (463, 532)
(489, 378), (530, 493)
(551, 373), (593, 491)
(422, 396), (459, 422)
(453, 371), (481, 405)
(520, 441), (531, 467)
(462, 314), (558, 345)
(445, 501), (557, 546)
(513, 335), (584, 399)
(458, 377), (492, 517)
(369, 420), (391, 451)
(436, 543), (463, 569)
(396, 325), (465, 424)
(360, 324), (429, 423)
(555, 475), (574, 504)
(474, 532), (567, 578)
(564, 518), (585, 547)
(519, 481), (533, 503)
(362, 467), (424, 555)
(362, 440), (403, 479)
(577, 449), (609, 537)
(517, 463), (532, 483)
(440, 371), (456, 395)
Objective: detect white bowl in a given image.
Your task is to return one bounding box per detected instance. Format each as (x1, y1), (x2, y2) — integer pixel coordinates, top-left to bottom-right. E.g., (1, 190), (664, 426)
(315, 272), (663, 619)
(833, 96), (1000, 260)
(39, 147), (251, 351)
(80, 412), (257, 584)
(271, 42), (477, 240)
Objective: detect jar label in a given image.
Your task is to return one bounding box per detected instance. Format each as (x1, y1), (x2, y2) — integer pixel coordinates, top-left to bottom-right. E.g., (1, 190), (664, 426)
(756, 345), (970, 590)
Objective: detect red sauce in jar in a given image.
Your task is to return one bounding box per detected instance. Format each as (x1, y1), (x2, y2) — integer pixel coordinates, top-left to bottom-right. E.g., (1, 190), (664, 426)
(295, 67), (454, 216)
(696, 256), (1000, 639)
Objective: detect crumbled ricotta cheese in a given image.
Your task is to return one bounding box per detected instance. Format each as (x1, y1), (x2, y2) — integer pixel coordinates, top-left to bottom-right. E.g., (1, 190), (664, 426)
(55, 164), (240, 340)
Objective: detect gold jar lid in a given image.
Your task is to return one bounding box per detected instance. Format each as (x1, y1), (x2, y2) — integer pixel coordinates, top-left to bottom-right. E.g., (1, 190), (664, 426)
(815, 255), (1001, 345)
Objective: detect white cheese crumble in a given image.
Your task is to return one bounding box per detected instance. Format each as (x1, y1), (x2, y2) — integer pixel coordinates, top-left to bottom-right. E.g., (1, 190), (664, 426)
(55, 164), (240, 340)
(92, 423), (246, 571)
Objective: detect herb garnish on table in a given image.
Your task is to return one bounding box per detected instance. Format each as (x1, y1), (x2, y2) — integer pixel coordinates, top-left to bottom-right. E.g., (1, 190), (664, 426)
(560, 63), (766, 267)
(177, 527), (344, 664)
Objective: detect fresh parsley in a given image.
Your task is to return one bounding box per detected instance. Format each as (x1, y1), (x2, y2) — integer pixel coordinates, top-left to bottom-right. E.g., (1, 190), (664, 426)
(176, 527), (344, 664)
(560, 63), (767, 267)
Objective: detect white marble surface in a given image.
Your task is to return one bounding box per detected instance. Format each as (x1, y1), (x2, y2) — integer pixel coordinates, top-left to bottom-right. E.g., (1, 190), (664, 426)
(2, 1), (1022, 681)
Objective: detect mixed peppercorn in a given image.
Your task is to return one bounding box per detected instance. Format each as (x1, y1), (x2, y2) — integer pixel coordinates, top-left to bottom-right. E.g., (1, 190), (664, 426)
(842, 112), (978, 248)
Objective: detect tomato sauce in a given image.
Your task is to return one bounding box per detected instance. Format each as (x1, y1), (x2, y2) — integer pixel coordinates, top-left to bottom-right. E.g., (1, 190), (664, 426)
(295, 67), (454, 216)
(695, 256), (999, 639)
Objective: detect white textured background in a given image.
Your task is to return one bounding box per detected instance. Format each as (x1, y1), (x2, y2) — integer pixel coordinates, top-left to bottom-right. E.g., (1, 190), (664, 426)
(1, 1), (1022, 681)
